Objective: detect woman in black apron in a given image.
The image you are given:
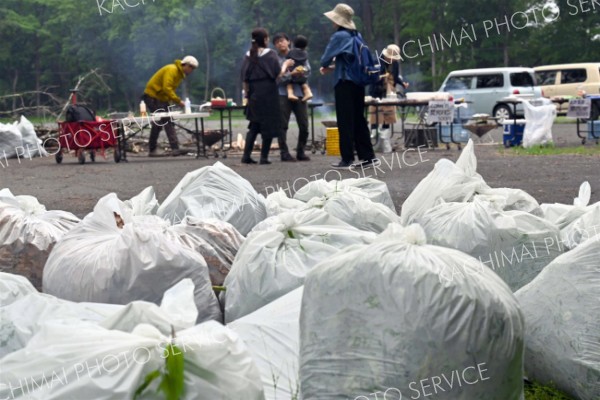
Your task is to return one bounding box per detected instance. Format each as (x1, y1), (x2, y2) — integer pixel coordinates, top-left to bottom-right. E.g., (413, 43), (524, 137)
(241, 28), (294, 164)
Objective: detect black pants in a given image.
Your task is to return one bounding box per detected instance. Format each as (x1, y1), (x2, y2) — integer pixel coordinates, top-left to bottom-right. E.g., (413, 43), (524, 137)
(279, 96), (309, 156)
(243, 122), (273, 161)
(142, 94), (179, 151)
(334, 80), (375, 163)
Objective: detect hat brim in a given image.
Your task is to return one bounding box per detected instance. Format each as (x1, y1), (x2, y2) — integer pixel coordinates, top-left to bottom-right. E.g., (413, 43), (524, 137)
(324, 10), (356, 30)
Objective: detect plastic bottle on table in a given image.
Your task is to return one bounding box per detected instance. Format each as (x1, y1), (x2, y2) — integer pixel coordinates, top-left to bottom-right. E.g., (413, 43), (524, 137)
(184, 98), (191, 114)
(140, 100), (147, 117)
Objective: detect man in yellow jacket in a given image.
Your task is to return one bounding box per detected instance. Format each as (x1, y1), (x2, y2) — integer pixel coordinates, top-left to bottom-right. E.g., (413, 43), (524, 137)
(142, 55), (198, 156)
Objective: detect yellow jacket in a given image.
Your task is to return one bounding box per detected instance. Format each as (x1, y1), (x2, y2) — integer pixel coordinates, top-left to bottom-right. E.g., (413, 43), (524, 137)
(144, 60), (185, 103)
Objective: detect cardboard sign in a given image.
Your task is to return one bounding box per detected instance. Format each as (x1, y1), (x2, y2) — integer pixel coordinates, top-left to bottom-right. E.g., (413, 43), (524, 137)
(567, 98), (591, 119)
(428, 100), (453, 123)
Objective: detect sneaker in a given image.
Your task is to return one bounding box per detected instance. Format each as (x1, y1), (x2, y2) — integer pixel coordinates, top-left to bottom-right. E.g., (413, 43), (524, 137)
(259, 159), (272, 165)
(330, 160), (353, 169)
(352, 158), (381, 170)
(296, 153), (311, 161)
(281, 153), (297, 162)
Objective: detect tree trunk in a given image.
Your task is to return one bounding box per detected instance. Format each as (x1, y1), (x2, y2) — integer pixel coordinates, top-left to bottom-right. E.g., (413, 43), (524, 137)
(203, 34), (211, 101)
(11, 70), (19, 114)
(360, 0), (374, 43)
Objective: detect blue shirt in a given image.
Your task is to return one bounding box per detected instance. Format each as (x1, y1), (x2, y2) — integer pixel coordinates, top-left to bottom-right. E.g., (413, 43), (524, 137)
(320, 28), (354, 86)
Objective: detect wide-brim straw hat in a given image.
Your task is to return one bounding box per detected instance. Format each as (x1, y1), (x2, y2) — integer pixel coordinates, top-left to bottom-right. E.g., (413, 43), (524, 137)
(382, 44), (401, 61)
(324, 3), (356, 30)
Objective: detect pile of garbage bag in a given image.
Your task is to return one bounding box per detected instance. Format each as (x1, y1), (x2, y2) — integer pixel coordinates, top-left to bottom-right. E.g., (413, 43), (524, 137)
(2, 144), (598, 399)
(0, 189), (80, 290)
(0, 116), (47, 159)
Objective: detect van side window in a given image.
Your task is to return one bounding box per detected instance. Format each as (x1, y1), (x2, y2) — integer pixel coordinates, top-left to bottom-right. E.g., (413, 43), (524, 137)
(445, 76), (472, 90)
(476, 74), (504, 88)
(510, 72), (535, 87)
(561, 69), (587, 84)
(535, 70), (557, 85)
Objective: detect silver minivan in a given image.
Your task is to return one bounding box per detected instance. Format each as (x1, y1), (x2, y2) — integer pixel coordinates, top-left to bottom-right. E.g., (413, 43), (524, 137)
(439, 67), (542, 120)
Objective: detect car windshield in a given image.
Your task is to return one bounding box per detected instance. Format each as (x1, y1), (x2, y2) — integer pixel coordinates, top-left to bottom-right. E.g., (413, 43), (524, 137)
(510, 72), (535, 87)
(444, 76), (472, 90)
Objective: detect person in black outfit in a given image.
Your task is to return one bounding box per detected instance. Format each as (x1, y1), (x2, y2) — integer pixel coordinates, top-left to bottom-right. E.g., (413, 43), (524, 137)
(320, 3), (379, 169)
(241, 28), (294, 165)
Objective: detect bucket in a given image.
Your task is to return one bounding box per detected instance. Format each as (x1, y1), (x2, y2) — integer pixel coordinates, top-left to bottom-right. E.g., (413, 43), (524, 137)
(326, 128), (340, 156)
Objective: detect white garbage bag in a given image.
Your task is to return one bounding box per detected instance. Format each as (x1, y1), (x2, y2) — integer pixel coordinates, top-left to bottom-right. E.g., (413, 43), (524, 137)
(17, 115), (47, 157)
(0, 272), (37, 307)
(43, 193), (221, 323)
(400, 140), (489, 224)
(305, 190), (401, 233)
(229, 287), (303, 400)
(0, 122), (22, 159)
(123, 186), (160, 216)
(418, 197), (562, 291)
(293, 178), (396, 212)
(540, 181), (592, 228)
(300, 224), (524, 400)
(373, 129), (392, 153)
(0, 189), (80, 289)
(522, 99), (555, 148)
(265, 189), (307, 217)
(477, 187), (542, 215)
(172, 216), (244, 286)
(0, 279), (198, 359)
(560, 202), (600, 250)
(0, 116), (47, 159)
(0, 321), (265, 399)
(157, 162), (267, 235)
(515, 233), (600, 400)
(223, 208), (375, 323)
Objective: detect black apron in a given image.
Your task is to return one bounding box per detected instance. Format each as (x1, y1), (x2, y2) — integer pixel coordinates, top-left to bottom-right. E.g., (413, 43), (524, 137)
(242, 50), (282, 139)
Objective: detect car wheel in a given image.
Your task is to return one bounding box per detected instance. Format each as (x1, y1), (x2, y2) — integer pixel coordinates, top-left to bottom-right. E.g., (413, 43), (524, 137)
(494, 104), (513, 123)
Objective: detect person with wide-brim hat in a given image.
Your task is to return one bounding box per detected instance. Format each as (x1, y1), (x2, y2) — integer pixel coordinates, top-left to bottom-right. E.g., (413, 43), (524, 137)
(320, 3), (379, 170)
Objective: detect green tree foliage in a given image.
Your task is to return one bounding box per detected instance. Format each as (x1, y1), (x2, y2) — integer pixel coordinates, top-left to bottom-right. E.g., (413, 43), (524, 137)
(0, 0), (598, 114)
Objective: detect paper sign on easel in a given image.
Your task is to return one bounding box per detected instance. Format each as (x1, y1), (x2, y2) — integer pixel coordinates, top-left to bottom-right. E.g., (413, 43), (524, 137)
(567, 99), (591, 119)
(428, 100), (453, 124)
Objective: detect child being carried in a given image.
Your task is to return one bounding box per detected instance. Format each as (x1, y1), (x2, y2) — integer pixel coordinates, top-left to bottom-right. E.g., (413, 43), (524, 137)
(286, 35), (313, 102)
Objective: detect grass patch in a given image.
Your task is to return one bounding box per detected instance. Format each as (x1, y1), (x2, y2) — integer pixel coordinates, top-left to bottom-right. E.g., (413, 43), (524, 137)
(524, 380), (574, 399)
(499, 142), (600, 156)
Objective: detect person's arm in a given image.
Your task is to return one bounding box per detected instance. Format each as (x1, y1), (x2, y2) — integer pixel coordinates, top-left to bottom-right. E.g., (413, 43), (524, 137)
(320, 30), (352, 75)
(393, 61), (409, 88)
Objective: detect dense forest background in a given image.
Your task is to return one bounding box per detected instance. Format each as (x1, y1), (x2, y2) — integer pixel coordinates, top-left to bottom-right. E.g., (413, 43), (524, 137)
(0, 0), (598, 118)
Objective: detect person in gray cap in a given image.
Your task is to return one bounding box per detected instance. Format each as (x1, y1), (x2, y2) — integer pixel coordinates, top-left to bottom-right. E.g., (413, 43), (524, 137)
(143, 55), (198, 157)
(320, 3), (379, 170)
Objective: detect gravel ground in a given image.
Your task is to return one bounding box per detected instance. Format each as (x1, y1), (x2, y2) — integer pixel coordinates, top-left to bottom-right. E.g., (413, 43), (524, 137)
(1, 119), (598, 217)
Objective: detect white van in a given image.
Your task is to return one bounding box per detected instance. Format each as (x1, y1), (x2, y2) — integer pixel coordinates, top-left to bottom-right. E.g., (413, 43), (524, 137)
(439, 67), (542, 121)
